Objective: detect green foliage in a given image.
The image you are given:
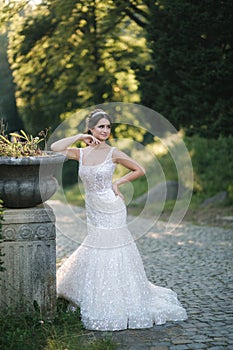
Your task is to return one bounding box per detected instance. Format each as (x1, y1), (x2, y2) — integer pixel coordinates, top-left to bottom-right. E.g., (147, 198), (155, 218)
(62, 160), (79, 187)
(0, 33), (24, 133)
(7, 0), (147, 134)
(136, 0), (233, 137)
(184, 135), (233, 201)
(0, 302), (117, 349)
(150, 134), (233, 204)
(0, 0), (29, 31)
(2, 0), (233, 138)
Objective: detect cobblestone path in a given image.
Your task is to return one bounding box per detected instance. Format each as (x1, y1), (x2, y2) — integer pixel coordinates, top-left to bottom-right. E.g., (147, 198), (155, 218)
(49, 200), (233, 350)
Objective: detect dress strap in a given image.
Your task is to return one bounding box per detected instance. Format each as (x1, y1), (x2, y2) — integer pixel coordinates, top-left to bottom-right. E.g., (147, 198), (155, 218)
(106, 147), (115, 161)
(79, 148), (83, 165)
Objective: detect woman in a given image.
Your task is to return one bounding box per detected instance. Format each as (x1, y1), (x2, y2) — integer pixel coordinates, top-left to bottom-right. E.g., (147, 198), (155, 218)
(51, 109), (187, 331)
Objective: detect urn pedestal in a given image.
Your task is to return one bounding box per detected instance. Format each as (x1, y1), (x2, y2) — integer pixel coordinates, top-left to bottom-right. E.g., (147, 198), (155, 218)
(0, 204), (56, 318)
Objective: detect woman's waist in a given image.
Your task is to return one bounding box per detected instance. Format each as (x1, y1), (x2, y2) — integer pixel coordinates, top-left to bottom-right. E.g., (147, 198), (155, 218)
(85, 188), (125, 210)
(85, 187), (114, 195)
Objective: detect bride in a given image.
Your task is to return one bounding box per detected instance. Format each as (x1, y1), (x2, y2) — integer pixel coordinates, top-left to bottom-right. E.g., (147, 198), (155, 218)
(51, 109), (187, 331)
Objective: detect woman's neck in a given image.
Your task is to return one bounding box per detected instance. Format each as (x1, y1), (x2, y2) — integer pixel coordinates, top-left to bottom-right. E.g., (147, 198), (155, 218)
(92, 142), (109, 149)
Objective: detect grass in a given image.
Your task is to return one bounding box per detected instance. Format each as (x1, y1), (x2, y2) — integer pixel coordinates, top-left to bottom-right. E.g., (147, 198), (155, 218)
(0, 299), (117, 350)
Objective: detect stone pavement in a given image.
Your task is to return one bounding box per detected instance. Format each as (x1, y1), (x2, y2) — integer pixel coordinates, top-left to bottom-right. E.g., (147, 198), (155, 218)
(48, 200), (233, 350)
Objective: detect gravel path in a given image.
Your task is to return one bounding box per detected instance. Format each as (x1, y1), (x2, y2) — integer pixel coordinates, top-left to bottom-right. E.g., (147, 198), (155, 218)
(49, 200), (233, 350)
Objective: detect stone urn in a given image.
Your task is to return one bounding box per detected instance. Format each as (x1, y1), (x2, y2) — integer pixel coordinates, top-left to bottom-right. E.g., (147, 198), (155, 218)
(0, 151), (66, 208)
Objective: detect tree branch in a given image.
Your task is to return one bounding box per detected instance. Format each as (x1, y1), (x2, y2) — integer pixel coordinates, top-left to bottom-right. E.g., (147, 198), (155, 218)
(124, 8), (147, 28)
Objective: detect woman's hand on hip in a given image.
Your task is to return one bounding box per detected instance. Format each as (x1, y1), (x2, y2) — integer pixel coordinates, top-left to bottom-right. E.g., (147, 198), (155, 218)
(112, 181), (124, 200)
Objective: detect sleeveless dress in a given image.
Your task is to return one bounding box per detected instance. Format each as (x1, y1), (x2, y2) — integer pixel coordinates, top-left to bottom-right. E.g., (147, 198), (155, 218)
(57, 147), (187, 331)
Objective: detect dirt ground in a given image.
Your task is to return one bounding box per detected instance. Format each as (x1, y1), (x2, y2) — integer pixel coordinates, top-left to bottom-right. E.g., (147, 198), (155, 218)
(128, 203), (233, 229)
(181, 205), (233, 228)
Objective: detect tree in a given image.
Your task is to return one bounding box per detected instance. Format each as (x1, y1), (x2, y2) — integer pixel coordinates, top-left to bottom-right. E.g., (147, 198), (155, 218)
(0, 33), (23, 132)
(0, 0), (29, 28)
(8, 0), (147, 134)
(0, 0), (27, 132)
(135, 0), (233, 137)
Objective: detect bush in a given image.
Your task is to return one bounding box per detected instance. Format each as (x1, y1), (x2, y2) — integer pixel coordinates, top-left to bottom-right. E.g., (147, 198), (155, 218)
(62, 160), (79, 187)
(184, 135), (233, 202)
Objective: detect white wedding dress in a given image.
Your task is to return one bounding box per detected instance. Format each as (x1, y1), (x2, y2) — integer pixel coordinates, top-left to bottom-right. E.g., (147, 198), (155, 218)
(57, 147), (187, 331)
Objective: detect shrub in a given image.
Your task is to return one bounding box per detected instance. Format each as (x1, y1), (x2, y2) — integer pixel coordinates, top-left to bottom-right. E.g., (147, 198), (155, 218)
(184, 135), (233, 201)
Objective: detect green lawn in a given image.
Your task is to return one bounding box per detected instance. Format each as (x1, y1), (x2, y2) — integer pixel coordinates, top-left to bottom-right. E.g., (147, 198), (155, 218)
(0, 300), (117, 350)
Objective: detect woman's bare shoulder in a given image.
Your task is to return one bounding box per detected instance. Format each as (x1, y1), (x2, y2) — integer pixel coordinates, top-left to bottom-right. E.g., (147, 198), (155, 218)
(112, 147), (130, 162)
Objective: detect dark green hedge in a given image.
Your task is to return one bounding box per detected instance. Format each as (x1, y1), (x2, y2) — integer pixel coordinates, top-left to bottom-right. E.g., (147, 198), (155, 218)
(184, 135), (233, 201)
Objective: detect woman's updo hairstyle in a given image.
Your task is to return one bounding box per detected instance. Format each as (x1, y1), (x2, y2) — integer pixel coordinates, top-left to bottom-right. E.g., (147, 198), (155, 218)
(86, 109), (112, 135)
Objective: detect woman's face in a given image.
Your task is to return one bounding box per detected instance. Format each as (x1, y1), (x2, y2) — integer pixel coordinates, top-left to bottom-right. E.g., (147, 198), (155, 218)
(91, 118), (111, 141)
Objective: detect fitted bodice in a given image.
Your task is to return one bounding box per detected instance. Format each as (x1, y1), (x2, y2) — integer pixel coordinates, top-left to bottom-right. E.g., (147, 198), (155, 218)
(78, 147), (116, 194)
(78, 147), (126, 231)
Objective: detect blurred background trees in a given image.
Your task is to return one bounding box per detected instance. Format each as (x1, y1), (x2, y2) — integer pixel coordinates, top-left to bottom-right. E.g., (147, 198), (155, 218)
(1, 0), (232, 137)
(0, 33), (23, 132)
(0, 0), (232, 202)
(136, 0), (233, 138)
(5, 0), (148, 133)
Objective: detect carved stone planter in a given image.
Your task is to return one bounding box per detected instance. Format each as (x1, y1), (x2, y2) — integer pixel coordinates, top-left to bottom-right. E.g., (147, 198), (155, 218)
(0, 205), (56, 318)
(0, 151), (65, 208)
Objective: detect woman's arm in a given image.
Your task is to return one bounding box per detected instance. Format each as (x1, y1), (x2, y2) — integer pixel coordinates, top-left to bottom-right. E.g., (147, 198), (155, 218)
(50, 134), (100, 160)
(112, 149), (145, 198)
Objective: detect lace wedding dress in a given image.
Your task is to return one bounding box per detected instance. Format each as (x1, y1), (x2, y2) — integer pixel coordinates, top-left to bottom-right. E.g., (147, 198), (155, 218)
(57, 147), (187, 331)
